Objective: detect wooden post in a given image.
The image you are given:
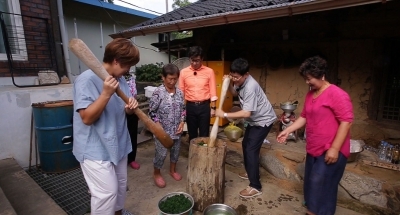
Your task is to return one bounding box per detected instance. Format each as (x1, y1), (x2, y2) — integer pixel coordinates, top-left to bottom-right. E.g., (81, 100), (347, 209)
(187, 137), (227, 212)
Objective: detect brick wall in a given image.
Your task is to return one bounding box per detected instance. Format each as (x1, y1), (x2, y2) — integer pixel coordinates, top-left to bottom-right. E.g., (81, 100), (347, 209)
(0, 0), (56, 77)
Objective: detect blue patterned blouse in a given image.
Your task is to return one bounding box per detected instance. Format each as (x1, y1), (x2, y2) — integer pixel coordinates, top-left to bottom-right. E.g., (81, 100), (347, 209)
(149, 85), (186, 139)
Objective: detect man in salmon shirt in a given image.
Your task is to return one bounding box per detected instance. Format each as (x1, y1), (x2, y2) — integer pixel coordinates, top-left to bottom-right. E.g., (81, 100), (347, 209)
(179, 46), (217, 143)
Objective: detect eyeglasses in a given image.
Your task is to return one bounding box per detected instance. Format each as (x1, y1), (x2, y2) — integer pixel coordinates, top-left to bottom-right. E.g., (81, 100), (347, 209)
(229, 75), (242, 81)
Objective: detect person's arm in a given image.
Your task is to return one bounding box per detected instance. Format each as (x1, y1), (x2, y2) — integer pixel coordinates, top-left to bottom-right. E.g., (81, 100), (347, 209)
(228, 79), (238, 97)
(79, 76), (117, 125)
(276, 116), (306, 143)
(176, 95), (186, 134)
(215, 109), (250, 119)
(125, 97), (139, 115)
(148, 90), (162, 124)
(325, 121), (352, 164)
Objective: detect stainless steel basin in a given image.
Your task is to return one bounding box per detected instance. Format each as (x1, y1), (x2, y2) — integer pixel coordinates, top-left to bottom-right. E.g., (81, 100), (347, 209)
(203, 204), (237, 215)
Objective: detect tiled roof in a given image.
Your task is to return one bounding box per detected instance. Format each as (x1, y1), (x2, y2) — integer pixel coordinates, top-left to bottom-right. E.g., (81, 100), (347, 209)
(110, 0), (380, 38)
(132, 0), (306, 28)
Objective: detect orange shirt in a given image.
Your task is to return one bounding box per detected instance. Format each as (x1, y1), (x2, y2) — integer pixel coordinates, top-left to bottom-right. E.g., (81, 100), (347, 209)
(179, 65), (218, 102)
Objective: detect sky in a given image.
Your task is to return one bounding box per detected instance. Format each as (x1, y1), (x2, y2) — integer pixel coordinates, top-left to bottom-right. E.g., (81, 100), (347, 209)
(114, 0), (197, 15)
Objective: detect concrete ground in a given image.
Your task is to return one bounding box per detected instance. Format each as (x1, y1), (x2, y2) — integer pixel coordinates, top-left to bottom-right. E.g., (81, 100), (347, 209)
(123, 136), (364, 215)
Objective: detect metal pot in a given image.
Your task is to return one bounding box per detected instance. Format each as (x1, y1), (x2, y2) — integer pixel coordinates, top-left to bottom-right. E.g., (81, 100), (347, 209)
(158, 192), (194, 215)
(347, 148), (364, 163)
(203, 204), (237, 215)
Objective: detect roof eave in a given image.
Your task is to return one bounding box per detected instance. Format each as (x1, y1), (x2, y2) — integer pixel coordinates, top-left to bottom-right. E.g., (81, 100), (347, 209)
(110, 0), (384, 38)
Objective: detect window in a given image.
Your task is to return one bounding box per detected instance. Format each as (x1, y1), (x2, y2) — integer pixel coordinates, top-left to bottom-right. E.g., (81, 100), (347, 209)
(0, 0), (27, 61)
(380, 39), (400, 122)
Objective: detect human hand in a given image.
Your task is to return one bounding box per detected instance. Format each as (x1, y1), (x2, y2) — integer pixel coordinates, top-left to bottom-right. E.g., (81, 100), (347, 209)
(215, 109), (224, 118)
(211, 109), (216, 117)
(102, 76), (118, 97)
(176, 122), (184, 134)
(276, 131), (289, 144)
(223, 75), (231, 81)
(125, 97), (139, 111)
(325, 148), (339, 164)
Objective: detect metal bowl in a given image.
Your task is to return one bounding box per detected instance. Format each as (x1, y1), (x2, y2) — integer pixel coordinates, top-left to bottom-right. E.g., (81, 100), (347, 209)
(280, 103), (298, 113)
(348, 139), (365, 163)
(158, 192), (194, 215)
(348, 148), (364, 163)
(203, 204), (237, 215)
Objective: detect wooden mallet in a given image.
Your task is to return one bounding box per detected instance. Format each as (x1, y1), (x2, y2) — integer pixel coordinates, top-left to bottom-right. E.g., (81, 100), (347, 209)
(69, 38), (173, 148)
(208, 77), (231, 147)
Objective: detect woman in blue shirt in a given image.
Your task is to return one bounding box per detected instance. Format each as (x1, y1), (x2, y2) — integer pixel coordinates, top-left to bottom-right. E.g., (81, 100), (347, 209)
(73, 38), (139, 215)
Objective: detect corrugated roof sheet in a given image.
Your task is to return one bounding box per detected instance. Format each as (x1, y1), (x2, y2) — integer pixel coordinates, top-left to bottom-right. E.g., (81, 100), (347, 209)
(120, 0), (311, 33)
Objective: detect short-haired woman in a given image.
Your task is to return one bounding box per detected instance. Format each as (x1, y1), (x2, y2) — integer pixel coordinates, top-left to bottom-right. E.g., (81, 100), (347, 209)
(149, 63), (186, 188)
(277, 56), (353, 215)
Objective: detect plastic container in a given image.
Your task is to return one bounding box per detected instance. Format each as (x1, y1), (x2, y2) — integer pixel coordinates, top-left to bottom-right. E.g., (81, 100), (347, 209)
(32, 100), (79, 173)
(144, 86), (157, 98)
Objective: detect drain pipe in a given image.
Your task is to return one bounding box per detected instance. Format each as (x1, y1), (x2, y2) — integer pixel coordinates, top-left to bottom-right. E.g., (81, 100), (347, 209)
(57, 0), (73, 82)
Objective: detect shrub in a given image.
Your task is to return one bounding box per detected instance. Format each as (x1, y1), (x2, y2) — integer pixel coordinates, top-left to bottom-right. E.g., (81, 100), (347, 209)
(135, 62), (163, 82)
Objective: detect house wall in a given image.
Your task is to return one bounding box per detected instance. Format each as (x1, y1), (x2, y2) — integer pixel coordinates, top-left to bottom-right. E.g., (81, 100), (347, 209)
(0, 0), (59, 86)
(0, 84), (72, 168)
(195, 1), (400, 145)
(63, 1), (168, 81)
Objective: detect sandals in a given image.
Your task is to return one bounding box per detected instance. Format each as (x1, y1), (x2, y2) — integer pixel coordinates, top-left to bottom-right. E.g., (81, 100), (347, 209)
(170, 172), (182, 181)
(154, 175), (166, 188)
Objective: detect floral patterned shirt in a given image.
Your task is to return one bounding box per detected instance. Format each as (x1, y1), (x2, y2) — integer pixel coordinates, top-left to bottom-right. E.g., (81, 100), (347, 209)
(126, 75), (137, 97)
(149, 85), (186, 139)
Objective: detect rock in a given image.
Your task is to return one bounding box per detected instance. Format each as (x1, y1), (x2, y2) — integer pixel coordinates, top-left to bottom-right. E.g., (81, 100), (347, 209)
(339, 172), (387, 208)
(260, 150), (301, 182)
(282, 152), (305, 163)
(295, 162), (305, 179)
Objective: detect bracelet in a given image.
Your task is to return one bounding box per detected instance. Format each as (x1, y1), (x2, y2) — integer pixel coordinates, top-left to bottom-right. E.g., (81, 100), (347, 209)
(211, 106), (216, 110)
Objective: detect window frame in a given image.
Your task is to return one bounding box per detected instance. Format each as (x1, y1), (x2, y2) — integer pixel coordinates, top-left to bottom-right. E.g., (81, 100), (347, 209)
(0, 0), (27, 61)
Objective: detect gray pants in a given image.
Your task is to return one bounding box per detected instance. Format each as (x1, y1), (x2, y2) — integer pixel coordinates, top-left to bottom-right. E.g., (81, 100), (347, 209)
(153, 138), (181, 169)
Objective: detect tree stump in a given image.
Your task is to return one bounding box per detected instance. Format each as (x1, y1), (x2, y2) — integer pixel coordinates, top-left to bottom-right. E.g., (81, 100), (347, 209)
(187, 137), (227, 212)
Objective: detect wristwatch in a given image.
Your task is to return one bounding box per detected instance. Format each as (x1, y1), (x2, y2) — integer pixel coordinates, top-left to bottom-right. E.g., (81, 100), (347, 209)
(223, 113), (228, 118)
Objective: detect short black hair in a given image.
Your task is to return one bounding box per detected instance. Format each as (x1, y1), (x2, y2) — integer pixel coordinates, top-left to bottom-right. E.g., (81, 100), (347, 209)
(188, 46), (203, 59)
(162, 63), (180, 78)
(299, 56), (327, 79)
(230, 58), (249, 76)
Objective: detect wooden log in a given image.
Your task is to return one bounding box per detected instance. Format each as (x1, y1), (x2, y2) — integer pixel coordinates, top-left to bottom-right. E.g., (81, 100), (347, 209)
(187, 137), (227, 212)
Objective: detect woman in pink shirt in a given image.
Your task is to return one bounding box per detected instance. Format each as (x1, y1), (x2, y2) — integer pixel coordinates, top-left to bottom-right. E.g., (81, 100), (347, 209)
(277, 56), (353, 215)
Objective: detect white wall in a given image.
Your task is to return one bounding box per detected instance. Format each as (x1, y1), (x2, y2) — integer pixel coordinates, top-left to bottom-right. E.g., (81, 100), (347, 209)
(64, 15), (168, 80)
(0, 84), (73, 168)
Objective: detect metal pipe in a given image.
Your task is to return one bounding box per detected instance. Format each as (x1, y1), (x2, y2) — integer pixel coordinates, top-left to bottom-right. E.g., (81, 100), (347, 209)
(57, 0), (73, 81)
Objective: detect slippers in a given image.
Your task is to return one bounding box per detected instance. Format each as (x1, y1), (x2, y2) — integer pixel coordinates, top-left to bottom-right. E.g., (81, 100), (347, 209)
(170, 172), (182, 181)
(129, 161), (140, 170)
(154, 175), (166, 188)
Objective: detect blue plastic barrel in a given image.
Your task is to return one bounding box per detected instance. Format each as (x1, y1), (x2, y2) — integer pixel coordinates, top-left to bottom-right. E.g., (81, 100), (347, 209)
(32, 100), (79, 173)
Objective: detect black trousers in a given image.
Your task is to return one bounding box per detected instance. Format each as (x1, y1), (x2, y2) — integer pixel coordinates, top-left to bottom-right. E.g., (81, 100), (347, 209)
(186, 102), (211, 142)
(242, 123), (273, 191)
(126, 114), (138, 164)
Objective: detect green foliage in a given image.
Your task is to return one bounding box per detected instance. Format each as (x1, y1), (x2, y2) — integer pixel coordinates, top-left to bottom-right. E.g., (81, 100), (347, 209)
(159, 194), (192, 214)
(172, 31), (193, 40)
(135, 62), (163, 82)
(172, 0), (192, 10)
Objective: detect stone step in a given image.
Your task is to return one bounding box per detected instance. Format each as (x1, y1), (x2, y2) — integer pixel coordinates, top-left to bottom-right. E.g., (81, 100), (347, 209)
(0, 158), (66, 215)
(0, 186), (17, 215)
